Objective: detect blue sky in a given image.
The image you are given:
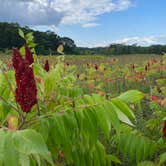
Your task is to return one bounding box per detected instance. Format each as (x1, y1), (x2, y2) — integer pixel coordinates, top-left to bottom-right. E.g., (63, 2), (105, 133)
(0, 0), (166, 47)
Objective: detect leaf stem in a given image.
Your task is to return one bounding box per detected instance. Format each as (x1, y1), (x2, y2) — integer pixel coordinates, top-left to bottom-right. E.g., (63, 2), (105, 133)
(18, 114), (27, 129)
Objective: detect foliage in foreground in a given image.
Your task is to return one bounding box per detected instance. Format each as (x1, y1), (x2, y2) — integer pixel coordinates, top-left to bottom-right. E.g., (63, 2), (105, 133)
(0, 50), (146, 165)
(0, 31), (166, 166)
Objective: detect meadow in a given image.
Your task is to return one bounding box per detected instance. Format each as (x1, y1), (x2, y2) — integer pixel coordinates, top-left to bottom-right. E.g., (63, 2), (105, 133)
(0, 34), (166, 166)
(1, 52), (161, 68)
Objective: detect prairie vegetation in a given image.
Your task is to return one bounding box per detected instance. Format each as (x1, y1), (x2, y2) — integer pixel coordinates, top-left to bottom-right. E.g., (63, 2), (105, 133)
(0, 31), (166, 166)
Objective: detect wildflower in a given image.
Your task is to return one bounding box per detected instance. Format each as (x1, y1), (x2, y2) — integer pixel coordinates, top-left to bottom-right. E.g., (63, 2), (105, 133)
(150, 95), (159, 101)
(44, 60), (49, 72)
(163, 121), (166, 138)
(149, 95), (163, 105)
(87, 63), (90, 68)
(95, 64), (98, 70)
(145, 65), (148, 71)
(157, 87), (162, 93)
(77, 74), (80, 79)
(25, 45), (34, 64)
(111, 58), (118, 65)
(12, 46), (37, 113)
(161, 98), (166, 108)
(132, 64), (135, 70)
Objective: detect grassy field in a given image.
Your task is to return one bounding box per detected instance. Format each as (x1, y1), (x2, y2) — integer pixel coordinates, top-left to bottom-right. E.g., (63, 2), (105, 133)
(35, 54), (162, 66)
(0, 52), (162, 66)
(0, 51), (166, 165)
(0, 53), (164, 96)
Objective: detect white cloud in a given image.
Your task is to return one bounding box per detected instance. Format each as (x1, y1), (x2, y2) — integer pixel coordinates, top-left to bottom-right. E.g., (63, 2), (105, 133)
(0, 0), (132, 28)
(116, 35), (166, 46)
(0, 0), (63, 26)
(77, 40), (110, 47)
(82, 23), (100, 28)
(77, 35), (166, 47)
(51, 0), (132, 27)
(31, 25), (59, 33)
(115, 0), (132, 11)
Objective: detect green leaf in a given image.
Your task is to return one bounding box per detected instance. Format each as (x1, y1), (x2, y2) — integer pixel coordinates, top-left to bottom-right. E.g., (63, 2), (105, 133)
(18, 29), (25, 39)
(4, 131), (19, 166)
(19, 154), (30, 166)
(117, 131), (156, 163)
(25, 32), (34, 43)
(57, 44), (64, 54)
(12, 129), (53, 165)
(114, 106), (134, 126)
(118, 90), (145, 104)
(19, 46), (26, 56)
(0, 130), (6, 161)
(159, 152), (166, 165)
(104, 102), (120, 131)
(38, 119), (50, 141)
(0, 130), (19, 165)
(111, 98), (135, 122)
(137, 161), (156, 166)
(107, 154), (121, 164)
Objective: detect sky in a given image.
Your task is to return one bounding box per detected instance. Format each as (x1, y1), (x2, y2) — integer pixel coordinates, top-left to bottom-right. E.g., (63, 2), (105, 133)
(0, 0), (166, 47)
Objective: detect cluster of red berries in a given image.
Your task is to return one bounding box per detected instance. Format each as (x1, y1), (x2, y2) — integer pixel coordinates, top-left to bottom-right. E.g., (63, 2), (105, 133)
(44, 60), (49, 72)
(94, 64), (98, 70)
(12, 46), (37, 113)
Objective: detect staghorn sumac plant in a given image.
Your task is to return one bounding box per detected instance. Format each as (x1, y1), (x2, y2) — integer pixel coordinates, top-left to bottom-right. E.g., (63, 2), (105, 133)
(13, 46), (37, 113)
(44, 59), (49, 72)
(0, 30), (161, 166)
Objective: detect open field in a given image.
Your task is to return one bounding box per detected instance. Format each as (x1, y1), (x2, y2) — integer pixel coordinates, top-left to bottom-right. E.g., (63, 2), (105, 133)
(0, 52), (166, 165)
(0, 52), (162, 65)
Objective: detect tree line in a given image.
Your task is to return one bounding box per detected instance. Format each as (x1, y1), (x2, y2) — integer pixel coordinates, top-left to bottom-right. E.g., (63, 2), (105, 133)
(77, 44), (166, 55)
(0, 22), (166, 55)
(0, 22), (76, 55)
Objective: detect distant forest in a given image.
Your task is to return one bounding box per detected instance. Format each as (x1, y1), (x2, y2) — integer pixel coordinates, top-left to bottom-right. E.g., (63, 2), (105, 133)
(0, 22), (77, 55)
(0, 22), (166, 55)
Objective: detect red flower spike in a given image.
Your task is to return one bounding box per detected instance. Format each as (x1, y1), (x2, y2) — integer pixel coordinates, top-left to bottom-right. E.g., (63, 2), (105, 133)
(150, 95), (159, 101)
(77, 74), (80, 79)
(44, 60), (49, 72)
(163, 121), (166, 138)
(95, 64), (98, 70)
(25, 45), (34, 65)
(12, 48), (23, 70)
(157, 87), (162, 93)
(132, 64), (135, 70)
(12, 46), (37, 113)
